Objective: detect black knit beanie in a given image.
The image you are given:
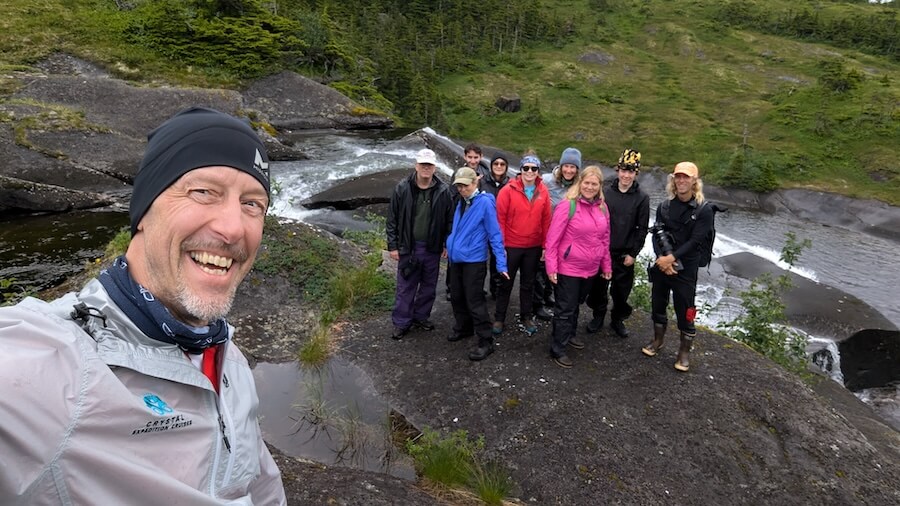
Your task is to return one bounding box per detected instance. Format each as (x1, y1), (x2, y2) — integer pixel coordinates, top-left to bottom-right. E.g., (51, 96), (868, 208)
(129, 107), (271, 235)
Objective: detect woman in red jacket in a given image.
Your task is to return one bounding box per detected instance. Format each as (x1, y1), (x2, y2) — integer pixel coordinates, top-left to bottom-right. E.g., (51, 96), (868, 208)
(493, 153), (552, 336)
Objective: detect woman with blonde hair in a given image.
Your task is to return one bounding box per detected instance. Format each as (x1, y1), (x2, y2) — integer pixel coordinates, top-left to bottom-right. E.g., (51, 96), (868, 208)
(544, 165), (612, 368)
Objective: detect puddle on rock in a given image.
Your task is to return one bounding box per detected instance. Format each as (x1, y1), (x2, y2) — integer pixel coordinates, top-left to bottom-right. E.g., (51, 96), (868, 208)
(253, 358), (417, 480)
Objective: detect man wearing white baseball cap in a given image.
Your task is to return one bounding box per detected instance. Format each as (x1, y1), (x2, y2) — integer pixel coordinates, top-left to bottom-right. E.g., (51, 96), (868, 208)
(386, 148), (454, 339)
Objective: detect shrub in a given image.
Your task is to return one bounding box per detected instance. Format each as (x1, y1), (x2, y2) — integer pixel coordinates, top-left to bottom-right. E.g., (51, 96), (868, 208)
(720, 232), (811, 375)
(629, 254), (653, 313)
(721, 146), (779, 192)
(817, 58), (864, 94)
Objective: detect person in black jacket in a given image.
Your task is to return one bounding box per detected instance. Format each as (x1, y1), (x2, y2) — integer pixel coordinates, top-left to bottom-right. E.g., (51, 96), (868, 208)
(480, 155), (511, 299)
(641, 161), (713, 372)
(585, 149), (650, 338)
(386, 148), (454, 339)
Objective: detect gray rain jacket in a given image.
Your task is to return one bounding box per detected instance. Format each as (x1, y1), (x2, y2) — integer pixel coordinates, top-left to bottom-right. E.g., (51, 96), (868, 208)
(0, 279), (286, 505)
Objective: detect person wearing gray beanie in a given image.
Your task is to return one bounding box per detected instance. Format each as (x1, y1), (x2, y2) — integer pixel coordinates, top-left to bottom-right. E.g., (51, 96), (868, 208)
(0, 106), (286, 504)
(542, 146), (582, 208)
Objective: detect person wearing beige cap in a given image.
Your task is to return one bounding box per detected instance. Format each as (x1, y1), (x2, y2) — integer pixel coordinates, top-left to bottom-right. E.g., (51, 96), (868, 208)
(386, 148), (454, 340)
(446, 167), (509, 361)
(641, 161), (713, 372)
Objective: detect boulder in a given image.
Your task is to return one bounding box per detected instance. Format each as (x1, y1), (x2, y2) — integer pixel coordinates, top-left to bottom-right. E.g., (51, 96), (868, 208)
(0, 175), (112, 214)
(495, 94), (521, 112)
(579, 51), (616, 65)
(300, 168), (409, 210)
(242, 71), (393, 130)
(718, 251), (897, 337)
(839, 329), (900, 391)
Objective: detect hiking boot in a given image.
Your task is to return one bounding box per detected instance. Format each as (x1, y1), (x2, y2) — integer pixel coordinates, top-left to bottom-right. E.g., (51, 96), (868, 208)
(586, 315), (605, 334)
(641, 323), (666, 357)
(523, 319), (538, 336)
(674, 333), (694, 372)
(534, 306), (553, 321)
(468, 344), (495, 361)
(447, 332), (472, 342)
(569, 336), (585, 350)
(391, 326), (410, 340)
(413, 319), (436, 331)
(553, 354), (573, 368)
(492, 321), (504, 335)
(610, 320), (629, 338)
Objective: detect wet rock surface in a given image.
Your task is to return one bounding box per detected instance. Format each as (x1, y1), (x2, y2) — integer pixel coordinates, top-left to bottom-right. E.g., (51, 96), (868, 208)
(718, 252), (897, 336)
(231, 221), (900, 504)
(335, 296), (900, 504)
(0, 55), (387, 216)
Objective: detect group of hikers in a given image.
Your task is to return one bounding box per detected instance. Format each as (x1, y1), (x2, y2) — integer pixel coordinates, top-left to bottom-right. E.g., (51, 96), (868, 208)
(387, 143), (714, 371)
(0, 105), (717, 502)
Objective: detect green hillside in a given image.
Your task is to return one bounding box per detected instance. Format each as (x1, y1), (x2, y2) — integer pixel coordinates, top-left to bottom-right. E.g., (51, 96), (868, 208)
(1, 0), (897, 203)
(438, 0), (899, 203)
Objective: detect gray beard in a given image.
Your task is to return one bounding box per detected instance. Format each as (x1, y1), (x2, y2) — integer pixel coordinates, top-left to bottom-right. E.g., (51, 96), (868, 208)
(173, 276), (236, 324)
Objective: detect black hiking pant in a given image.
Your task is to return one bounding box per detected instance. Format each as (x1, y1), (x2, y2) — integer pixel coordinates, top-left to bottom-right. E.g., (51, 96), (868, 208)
(494, 246), (541, 323)
(649, 263), (698, 335)
(449, 261), (493, 347)
(551, 273), (593, 358)
(586, 252), (635, 323)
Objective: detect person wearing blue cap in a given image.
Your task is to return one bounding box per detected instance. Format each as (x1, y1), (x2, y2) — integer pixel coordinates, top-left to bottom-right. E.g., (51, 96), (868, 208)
(0, 107), (286, 504)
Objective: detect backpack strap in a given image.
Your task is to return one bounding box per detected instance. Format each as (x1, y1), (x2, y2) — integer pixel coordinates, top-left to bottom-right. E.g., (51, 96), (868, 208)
(692, 201), (708, 220)
(568, 199), (576, 220)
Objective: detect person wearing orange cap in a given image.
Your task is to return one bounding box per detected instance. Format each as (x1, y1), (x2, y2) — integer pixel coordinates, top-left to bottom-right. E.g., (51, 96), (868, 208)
(641, 161), (713, 372)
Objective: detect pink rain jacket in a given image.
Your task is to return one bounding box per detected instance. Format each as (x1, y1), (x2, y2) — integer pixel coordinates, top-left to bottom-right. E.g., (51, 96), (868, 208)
(545, 196), (612, 279)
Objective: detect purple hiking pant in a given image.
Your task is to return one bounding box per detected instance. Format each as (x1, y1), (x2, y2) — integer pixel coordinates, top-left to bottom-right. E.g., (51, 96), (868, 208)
(392, 241), (441, 329)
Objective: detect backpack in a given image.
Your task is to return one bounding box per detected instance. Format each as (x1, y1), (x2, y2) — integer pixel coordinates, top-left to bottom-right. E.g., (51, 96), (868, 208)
(567, 198), (607, 220)
(660, 199), (726, 268)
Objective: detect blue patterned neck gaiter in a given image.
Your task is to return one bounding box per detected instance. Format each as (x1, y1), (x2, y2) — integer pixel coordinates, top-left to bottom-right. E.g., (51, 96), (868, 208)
(99, 256), (229, 354)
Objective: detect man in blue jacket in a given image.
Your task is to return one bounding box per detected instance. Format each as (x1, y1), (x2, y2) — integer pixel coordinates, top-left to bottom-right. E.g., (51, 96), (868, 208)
(446, 167), (509, 361)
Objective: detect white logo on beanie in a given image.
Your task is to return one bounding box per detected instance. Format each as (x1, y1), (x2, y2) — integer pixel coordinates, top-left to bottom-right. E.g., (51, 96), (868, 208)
(253, 148), (270, 181)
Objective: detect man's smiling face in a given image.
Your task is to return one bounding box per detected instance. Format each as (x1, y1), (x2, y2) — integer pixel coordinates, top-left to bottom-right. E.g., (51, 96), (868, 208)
(126, 166), (268, 326)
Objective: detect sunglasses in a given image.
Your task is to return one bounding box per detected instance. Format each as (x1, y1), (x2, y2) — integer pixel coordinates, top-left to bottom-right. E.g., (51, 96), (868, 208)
(520, 165), (540, 172)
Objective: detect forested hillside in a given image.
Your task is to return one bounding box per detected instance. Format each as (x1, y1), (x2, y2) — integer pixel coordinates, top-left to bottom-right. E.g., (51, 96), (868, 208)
(0, 0), (897, 203)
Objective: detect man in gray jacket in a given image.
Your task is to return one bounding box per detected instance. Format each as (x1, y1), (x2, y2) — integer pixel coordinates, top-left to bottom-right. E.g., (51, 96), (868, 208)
(0, 107), (286, 505)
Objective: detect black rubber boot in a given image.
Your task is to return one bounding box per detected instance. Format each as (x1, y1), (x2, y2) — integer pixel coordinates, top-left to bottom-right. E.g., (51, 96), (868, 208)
(586, 314), (605, 334)
(641, 323), (666, 357)
(674, 332), (694, 372)
(610, 319), (629, 338)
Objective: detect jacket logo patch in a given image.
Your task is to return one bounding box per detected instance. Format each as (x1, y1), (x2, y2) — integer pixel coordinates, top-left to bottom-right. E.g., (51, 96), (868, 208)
(143, 393), (173, 415)
(133, 394), (194, 435)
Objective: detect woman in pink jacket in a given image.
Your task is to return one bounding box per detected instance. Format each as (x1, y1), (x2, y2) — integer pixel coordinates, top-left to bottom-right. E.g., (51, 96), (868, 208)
(544, 165), (612, 368)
